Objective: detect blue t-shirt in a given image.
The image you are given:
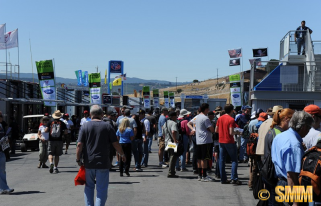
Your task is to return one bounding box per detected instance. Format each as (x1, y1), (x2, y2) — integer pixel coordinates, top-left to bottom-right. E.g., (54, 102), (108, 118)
(116, 128), (134, 144)
(158, 114), (166, 137)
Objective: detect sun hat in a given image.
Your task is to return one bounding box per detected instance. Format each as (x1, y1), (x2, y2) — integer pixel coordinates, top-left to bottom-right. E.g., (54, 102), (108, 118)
(178, 109), (191, 118)
(52, 110), (64, 119)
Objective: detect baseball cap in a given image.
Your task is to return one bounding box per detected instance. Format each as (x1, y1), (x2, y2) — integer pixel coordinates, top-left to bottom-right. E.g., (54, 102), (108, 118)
(107, 110), (117, 116)
(83, 110), (89, 114)
(64, 113), (69, 117)
(250, 111), (257, 120)
(257, 112), (268, 121)
(44, 113), (49, 117)
(243, 105), (252, 110)
(256, 108), (264, 115)
(139, 109), (146, 114)
(304, 105), (321, 116)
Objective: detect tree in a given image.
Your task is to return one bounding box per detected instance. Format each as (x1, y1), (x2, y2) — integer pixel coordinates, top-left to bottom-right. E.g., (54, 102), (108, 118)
(177, 88), (182, 93)
(193, 79), (199, 83)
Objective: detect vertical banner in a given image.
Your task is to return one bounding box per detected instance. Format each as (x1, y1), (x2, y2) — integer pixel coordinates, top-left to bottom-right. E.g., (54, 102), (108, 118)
(83, 71), (89, 87)
(36, 60), (56, 106)
(229, 74), (242, 107)
(153, 89), (159, 107)
(164, 91), (169, 108)
(143, 86), (150, 108)
(89, 73), (101, 104)
(75, 70), (83, 86)
(169, 92), (175, 108)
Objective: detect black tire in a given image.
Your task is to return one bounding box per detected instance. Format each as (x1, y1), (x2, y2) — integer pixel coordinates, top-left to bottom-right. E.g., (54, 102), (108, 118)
(20, 143), (27, 152)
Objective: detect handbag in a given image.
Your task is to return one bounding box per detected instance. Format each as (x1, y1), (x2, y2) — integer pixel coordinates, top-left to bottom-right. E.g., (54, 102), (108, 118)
(166, 121), (184, 156)
(0, 136), (10, 151)
(74, 166), (86, 186)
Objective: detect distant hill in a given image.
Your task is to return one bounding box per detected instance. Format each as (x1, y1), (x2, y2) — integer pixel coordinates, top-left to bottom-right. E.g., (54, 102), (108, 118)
(3, 73), (189, 85)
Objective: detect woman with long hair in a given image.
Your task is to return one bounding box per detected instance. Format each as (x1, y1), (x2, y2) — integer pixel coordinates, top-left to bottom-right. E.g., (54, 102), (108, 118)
(263, 108), (294, 206)
(116, 118), (134, 176)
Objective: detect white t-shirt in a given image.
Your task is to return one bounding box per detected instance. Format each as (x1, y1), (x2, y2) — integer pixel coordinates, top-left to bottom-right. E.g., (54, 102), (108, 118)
(189, 114), (199, 131)
(39, 125), (49, 141)
(303, 127), (321, 151)
(195, 114), (213, 145)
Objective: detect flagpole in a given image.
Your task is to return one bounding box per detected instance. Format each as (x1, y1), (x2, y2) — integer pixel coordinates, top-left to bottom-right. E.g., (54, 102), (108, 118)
(17, 29), (20, 81)
(5, 24), (7, 80)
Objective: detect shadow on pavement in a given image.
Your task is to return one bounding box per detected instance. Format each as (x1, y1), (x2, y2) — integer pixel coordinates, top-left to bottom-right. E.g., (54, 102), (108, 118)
(10, 191), (45, 195)
(178, 176), (197, 179)
(137, 170), (163, 173)
(109, 182), (140, 184)
(132, 175), (159, 178)
(7, 158), (24, 162)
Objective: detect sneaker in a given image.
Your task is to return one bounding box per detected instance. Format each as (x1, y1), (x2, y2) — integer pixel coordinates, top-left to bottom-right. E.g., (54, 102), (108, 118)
(180, 168), (189, 172)
(213, 174), (221, 179)
(149, 151), (152, 153)
(5, 189), (14, 193)
(42, 164), (49, 168)
(159, 162), (164, 167)
(49, 164), (54, 173)
(161, 164), (168, 168)
(135, 168), (143, 172)
(231, 180), (242, 185)
(113, 161), (119, 166)
(65, 151), (68, 154)
(53, 168), (59, 174)
(198, 176), (202, 181)
(202, 176), (214, 182)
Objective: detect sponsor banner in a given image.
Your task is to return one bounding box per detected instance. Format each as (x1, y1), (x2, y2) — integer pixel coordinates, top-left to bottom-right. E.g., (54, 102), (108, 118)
(153, 97), (159, 107)
(231, 92), (242, 107)
(75, 70), (83, 86)
(230, 87), (241, 93)
(36, 60), (56, 106)
(153, 89), (159, 97)
(89, 73), (101, 104)
(229, 58), (240, 66)
(229, 74), (241, 83)
(185, 95), (203, 99)
(228, 48), (242, 58)
(169, 92), (175, 108)
(164, 98), (169, 108)
(109, 60), (123, 73)
(253, 48), (268, 57)
(230, 82), (241, 88)
(144, 95), (151, 108)
(102, 94), (112, 104)
(83, 71), (89, 87)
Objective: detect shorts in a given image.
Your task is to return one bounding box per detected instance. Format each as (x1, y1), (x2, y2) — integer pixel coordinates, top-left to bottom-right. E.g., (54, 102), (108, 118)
(48, 141), (63, 156)
(63, 133), (71, 144)
(158, 137), (165, 150)
(196, 143), (212, 160)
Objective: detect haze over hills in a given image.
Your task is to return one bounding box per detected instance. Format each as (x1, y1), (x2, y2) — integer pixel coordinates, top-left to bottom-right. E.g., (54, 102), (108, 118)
(1, 73), (190, 85)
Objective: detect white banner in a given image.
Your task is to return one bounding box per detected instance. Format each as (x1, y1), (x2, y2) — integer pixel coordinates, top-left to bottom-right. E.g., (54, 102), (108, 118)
(143, 95), (150, 108)
(231, 92), (242, 107)
(153, 97), (159, 107)
(170, 98), (175, 108)
(0, 29), (18, 50)
(164, 98), (169, 108)
(90, 87), (101, 104)
(0, 24), (5, 43)
(230, 87), (241, 93)
(41, 86), (56, 107)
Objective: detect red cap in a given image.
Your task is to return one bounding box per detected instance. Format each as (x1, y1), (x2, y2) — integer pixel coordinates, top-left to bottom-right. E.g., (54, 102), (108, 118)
(304, 105), (321, 115)
(64, 113), (69, 117)
(83, 110), (89, 114)
(257, 112), (268, 121)
(44, 113), (49, 116)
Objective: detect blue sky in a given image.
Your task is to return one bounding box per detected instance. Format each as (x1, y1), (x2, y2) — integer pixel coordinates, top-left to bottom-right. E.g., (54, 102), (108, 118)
(0, 0), (320, 82)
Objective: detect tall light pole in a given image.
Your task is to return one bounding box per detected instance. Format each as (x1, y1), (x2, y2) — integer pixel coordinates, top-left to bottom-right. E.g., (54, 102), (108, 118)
(176, 77), (177, 91)
(217, 68), (218, 86)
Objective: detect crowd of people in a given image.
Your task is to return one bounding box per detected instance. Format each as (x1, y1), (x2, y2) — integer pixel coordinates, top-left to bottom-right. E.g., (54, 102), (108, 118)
(2, 103), (321, 206)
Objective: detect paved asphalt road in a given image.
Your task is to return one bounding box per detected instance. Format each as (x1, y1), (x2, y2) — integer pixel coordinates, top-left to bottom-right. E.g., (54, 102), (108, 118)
(2, 141), (259, 206)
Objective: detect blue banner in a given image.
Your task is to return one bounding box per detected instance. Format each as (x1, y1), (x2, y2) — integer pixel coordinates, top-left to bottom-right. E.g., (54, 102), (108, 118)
(75, 70), (83, 86)
(109, 61), (123, 73)
(83, 71), (89, 87)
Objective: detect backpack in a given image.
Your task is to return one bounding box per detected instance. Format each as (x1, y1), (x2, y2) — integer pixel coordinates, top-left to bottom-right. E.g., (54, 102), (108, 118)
(299, 142), (321, 202)
(212, 116), (219, 141)
(259, 128), (281, 186)
(246, 133), (258, 156)
(242, 123), (251, 139)
(166, 120), (184, 156)
(50, 120), (62, 138)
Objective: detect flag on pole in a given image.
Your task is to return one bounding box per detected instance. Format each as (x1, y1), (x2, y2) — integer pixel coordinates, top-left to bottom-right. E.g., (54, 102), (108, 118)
(123, 73), (127, 80)
(104, 69), (107, 84)
(0, 24), (5, 43)
(0, 28), (18, 50)
(228, 48), (242, 58)
(109, 82), (112, 90)
(113, 78), (122, 86)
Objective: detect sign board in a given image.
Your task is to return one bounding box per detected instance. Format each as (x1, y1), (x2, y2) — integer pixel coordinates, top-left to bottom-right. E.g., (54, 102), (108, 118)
(180, 93), (186, 99)
(203, 94), (208, 99)
(185, 95), (203, 99)
(102, 94), (112, 104)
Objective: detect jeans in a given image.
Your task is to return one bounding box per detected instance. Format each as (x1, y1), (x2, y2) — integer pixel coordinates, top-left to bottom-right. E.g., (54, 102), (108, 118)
(297, 38), (305, 55)
(132, 139), (143, 169)
(239, 137), (248, 161)
(0, 151), (9, 191)
(141, 137), (150, 166)
(264, 179), (277, 206)
(219, 143), (238, 183)
(84, 168), (110, 206)
(175, 134), (189, 169)
(119, 143), (131, 173)
(148, 135), (153, 152)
